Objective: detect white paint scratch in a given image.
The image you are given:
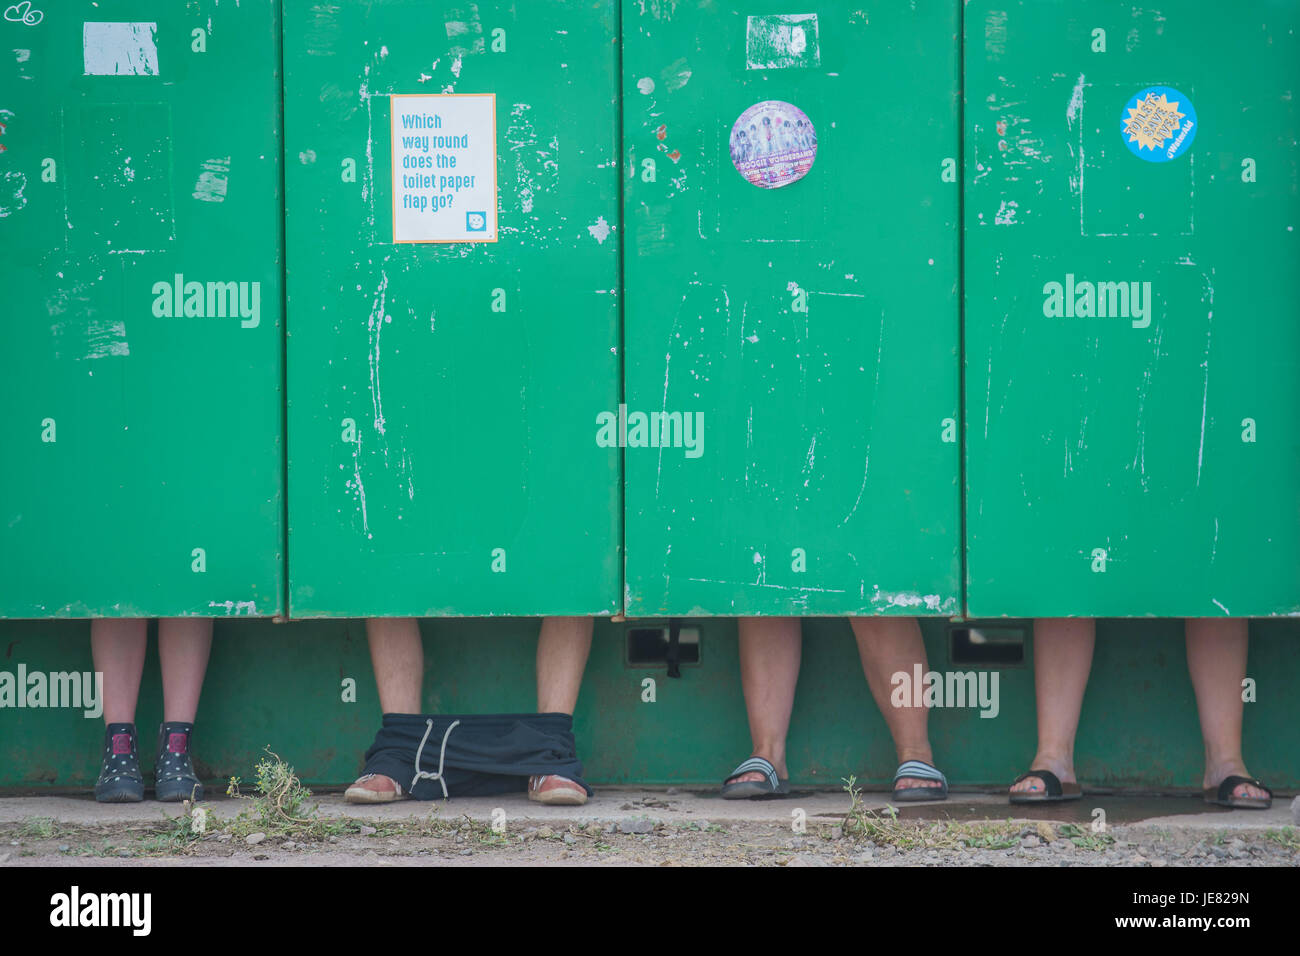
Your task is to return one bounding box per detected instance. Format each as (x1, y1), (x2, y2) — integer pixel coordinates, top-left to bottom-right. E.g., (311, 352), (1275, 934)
(871, 587), (959, 614)
(1066, 73), (1085, 127)
(367, 268), (389, 438)
(1195, 270), (1215, 486)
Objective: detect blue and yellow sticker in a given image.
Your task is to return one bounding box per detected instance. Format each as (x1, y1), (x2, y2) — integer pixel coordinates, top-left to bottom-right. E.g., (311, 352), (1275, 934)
(1121, 86), (1197, 162)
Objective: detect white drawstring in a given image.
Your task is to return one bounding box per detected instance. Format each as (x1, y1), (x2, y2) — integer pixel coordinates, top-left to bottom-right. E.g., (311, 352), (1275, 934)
(411, 718), (460, 800)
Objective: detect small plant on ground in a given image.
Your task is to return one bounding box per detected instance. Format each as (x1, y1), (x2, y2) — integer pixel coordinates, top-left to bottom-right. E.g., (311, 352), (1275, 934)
(17, 816), (57, 840)
(1262, 826), (1299, 850)
(841, 776), (1029, 851)
(223, 747), (325, 840)
(1057, 822), (1115, 850)
(136, 805), (205, 855)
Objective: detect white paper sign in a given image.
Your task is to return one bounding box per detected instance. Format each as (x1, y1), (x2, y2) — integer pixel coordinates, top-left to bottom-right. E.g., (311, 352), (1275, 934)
(390, 93), (497, 243)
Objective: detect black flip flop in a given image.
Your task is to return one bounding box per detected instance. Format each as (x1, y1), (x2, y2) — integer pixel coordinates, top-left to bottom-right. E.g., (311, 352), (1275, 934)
(1203, 775), (1272, 809)
(720, 756), (791, 799)
(1009, 768), (1082, 804)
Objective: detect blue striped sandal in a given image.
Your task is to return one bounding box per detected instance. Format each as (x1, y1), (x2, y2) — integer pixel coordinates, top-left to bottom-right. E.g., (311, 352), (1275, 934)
(892, 759), (949, 802)
(721, 756), (791, 799)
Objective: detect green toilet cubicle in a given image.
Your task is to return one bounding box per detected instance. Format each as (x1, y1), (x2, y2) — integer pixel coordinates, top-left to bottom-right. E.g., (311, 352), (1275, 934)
(0, 1), (285, 619)
(964, 0), (1300, 617)
(283, 0), (622, 617)
(622, 3), (962, 616)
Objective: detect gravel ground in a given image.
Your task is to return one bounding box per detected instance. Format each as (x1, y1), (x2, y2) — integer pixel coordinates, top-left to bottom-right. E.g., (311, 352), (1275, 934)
(2, 790), (1297, 867)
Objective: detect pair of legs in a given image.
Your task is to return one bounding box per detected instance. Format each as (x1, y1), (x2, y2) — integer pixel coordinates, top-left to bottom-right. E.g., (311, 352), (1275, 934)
(365, 615), (590, 714)
(90, 618), (213, 802)
(729, 616), (941, 794)
(1010, 618), (1268, 802)
(350, 615), (592, 802)
(91, 618), (213, 725)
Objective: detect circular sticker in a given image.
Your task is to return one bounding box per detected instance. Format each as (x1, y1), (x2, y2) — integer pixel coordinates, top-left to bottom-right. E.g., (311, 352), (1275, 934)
(729, 100), (817, 189)
(1121, 86), (1197, 162)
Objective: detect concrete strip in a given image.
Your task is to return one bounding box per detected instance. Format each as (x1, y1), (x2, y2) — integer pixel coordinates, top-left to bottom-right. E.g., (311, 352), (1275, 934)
(0, 789), (1293, 831)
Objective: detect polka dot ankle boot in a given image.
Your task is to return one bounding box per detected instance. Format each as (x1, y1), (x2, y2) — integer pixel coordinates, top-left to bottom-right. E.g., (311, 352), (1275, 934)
(154, 721), (204, 803)
(94, 723), (145, 803)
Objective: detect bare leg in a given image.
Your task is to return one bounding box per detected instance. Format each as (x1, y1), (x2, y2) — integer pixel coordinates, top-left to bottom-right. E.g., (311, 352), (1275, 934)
(366, 617), (423, 713)
(851, 616), (938, 791)
(157, 618), (213, 723)
(536, 616), (593, 714)
(1186, 618), (1267, 801)
(347, 618), (425, 800)
(730, 617), (802, 782)
(91, 619), (148, 725)
(1009, 617), (1095, 795)
(530, 617), (595, 804)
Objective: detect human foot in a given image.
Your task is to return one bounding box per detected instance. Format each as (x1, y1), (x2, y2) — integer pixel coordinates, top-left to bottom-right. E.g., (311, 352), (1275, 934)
(726, 751), (788, 786)
(721, 756), (791, 798)
(1009, 754), (1081, 802)
(344, 773), (405, 804)
(892, 759), (948, 801)
(528, 774), (588, 806)
(1204, 761), (1271, 808)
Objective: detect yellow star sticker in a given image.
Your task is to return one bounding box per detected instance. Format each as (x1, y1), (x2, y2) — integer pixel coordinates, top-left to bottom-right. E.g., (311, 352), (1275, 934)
(1124, 92), (1185, 152)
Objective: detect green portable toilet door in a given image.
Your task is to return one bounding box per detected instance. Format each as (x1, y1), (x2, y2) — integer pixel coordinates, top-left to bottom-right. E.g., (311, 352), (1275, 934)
(621, 3), (962, 616)
(964, 1), (1300, 617)
(284, 1), (621, 617)
(0, 2), (284, 618)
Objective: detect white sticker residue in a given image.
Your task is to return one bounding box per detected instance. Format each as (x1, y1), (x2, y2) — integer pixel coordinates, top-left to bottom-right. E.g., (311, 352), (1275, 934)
(587, 216), (611, 244)
(83, 22), (160, 76)
(193, 157), (230, 203)
(390, 93), (497, 243)
(745, 14), (820, 70)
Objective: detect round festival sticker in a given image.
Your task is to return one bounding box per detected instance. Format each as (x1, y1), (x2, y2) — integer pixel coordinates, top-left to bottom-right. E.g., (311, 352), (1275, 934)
(729, 100), (817, 189)
(1121, 86), (1197, 162)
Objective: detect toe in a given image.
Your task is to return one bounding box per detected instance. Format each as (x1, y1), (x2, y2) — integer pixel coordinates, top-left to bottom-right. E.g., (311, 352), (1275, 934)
(1233, 782), (1266, 801)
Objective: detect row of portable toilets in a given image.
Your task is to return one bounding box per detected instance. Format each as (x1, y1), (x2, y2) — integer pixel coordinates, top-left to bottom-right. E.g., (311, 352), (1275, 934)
(2, 0), (1298, 623)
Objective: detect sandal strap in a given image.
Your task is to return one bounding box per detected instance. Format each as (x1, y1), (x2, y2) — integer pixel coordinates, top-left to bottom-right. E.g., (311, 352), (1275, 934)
(725, 756), (778, 789)
(1013, 769), (1063, 797)
(1216, 775), (1272, 801)
(894, 760), (947, 785)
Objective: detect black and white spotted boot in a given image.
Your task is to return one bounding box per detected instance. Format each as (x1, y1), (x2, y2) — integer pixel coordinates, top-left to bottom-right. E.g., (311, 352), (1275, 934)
(154, 721), (204, 803)
(94, 723), (145, 803)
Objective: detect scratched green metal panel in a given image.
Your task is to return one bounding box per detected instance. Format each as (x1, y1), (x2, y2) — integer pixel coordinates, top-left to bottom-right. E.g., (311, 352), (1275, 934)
(283, 1), (621, 617)
(0, 2), (284, 618)
(964, 1), (1300, 618)
(621, 3), (962, 616)
(3, 617), (1298, 790)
